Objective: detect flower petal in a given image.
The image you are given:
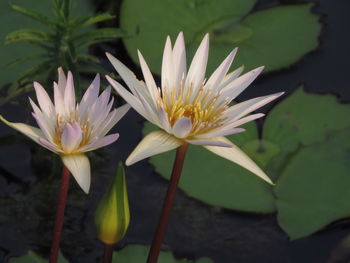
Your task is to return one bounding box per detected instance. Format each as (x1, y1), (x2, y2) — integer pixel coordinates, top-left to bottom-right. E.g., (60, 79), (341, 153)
(172, 32), (187, 88)
(218, 66), (265, 105)
(61, 122), (83, 152)
(61, 154), (91, 194)
(188, 138), (233, 147)
(0, 115), (44, 143)
(126, 130), (182, 166)
(218, 66), (244, 90)
(64, 71), (76, 112)
(161, 36), (175, 91)
(79, 133), (119, 152)
(99, 104), (131, 137)
(138, 50), (159, 102)
(38, 138), (63, 153)
(33, 82), (55, 116)
(185, 34), (209, 99)
(172, 117), (192, 138)
(203, 137), (273, 184)
(195, 128), (245, 139)
(79, 73), (100, 119)
(57, 67), (67, 95)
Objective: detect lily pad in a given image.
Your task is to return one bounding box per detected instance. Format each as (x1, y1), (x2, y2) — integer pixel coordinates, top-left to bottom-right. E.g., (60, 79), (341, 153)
(114, 244), (213, 263)
(120, 0), (320, 74)
(9, 251), (68, 263)
(0, 0), (93, 88)
(274, 129), (350, 240)
(143, 121), (276, 213)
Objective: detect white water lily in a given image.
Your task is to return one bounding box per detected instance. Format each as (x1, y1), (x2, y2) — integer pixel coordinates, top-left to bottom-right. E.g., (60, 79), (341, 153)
(0, 68), (130, 193)
(106, 32), (283, 184)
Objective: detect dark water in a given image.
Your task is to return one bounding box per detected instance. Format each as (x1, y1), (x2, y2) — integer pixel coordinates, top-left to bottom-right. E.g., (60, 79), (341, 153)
(1, 0), (350, 262)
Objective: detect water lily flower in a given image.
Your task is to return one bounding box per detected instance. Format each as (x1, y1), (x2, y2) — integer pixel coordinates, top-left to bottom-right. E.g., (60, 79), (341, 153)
(106, 32), (283, 184)
(0, 68), (130, 193)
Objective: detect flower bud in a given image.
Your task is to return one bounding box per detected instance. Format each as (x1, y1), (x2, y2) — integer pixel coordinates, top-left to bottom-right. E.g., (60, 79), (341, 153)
(95, 162), (130, 244)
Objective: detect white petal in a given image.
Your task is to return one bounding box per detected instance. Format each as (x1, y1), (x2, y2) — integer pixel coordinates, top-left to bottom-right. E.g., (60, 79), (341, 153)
(30, 98), (55, 141)
(57, 67), (67, 95)
(79, 133), (119, 152)
(33, 82), (54, 116)
(106, 52), (145, 95)
(158, 106), (171, 133)
(64, 71), (76, 112)
(61, 122), (83, 152)
(188, 138), (233, 147)
(223, 113), (265, 129)
(204, 137), (273, 184)
(106, 75), (155, 124)
(38, 138), (63, 153)
(205, 48), (237, 93)
(172, 32), (187, 88)
(0, 115), (44, 143)
(126, 130), (182, 166)
(218, 66), (265, 105)
(161, 36), (175, 91)
(138, 50), (159, 101)
(218, 66), (244, 90)
(195, 128), (245, 139)
(185, 33), (209, 100)
(61, 154), (91, 194)
(172, 117), (192, 138)
(224, 92), (284, 121)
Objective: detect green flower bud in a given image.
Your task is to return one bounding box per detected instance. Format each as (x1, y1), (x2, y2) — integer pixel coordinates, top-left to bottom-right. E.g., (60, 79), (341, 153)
(95, 162), (130, 244)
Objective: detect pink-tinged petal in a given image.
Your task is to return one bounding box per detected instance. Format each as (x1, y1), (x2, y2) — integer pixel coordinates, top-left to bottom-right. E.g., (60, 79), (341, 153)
(61, 154), (91, 194)
(126, 130), (182, 166)
(61, 122), (83, 152)
(205, 48), (237, 93)
(204, 137), (273, 184)
(64, 71), (76, 112)
(29, 98), (55, 141)
(57, 67), (67, 95)
(218, 66), (265, 105)
(172, 117), (192, 138)
(187, 138), (233, 147)
(106, 75), (155, 123)
(138, 50), (159, 101)
(79, 133), (119, 152)
(161, 36), (175, 91)
(0, 115), (45, 144)
(185, 33), (209, 99)
(99, 104), (131, 137)
(224, 92), (284, 121)
(79, 74), (100, 119)
(33, 81), (54, 116)
(172, 32), (187, 88)
(54, 82), (65, 117)
(38, 138), (63, 153)
(195, 128), (245, 139)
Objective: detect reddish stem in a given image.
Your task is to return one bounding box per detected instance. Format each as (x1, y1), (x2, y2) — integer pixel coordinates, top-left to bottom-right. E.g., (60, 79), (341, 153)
(103, 243), (114, 263)
(147, 143), (189, 263)
(50, 166), (71, 263)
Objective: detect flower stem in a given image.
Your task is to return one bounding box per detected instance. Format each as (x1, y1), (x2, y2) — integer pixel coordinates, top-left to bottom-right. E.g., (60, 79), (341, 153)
(146, 143), (189, 263)
(103, 244), (114, 263)
(50, 166), (71, 263)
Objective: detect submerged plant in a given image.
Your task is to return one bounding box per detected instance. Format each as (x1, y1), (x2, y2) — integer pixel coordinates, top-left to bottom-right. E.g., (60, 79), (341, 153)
(0, 68), (129, 263)
(106, 32), (283, 263)
(3, 0), (125, 104)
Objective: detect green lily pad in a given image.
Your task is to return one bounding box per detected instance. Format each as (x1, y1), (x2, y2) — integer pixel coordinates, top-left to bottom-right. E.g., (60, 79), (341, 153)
(114, 244), (213, 262)
(0, 0), (92, 88)
(264, 88), (350, 177)
(143, 121), (276, 213)
(120, 0), (320, 74)
(9, 251), (68, 263)
(274, 129), (350, 240)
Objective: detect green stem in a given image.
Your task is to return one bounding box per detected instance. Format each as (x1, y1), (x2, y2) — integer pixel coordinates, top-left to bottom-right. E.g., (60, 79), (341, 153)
(146, 143), (189, 263)
(50, 166), (71, 263)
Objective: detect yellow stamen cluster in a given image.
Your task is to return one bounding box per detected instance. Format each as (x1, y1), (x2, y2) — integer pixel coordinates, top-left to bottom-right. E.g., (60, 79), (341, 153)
(159, 83), (228, 136)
